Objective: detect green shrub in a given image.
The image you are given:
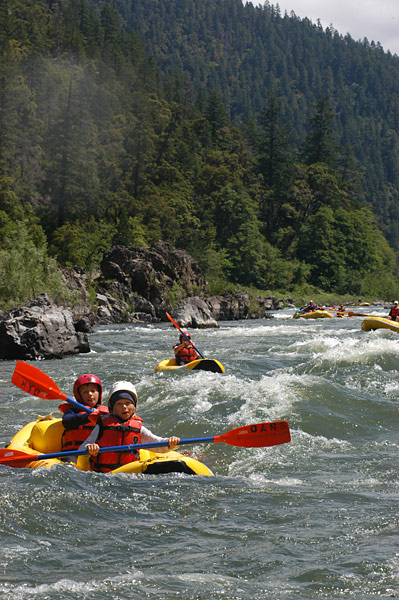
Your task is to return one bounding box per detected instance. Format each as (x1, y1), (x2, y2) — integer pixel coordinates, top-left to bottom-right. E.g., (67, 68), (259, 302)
(0, 211), (70, 309)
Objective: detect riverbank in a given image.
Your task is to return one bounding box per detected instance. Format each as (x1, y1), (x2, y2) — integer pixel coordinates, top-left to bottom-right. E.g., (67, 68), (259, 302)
(61, 241), (294, 328)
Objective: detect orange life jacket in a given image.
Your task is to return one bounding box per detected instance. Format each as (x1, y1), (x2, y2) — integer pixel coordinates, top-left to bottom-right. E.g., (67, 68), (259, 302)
(59, 404), (109, 451)
(174, 344), (197, 363)
(90, 414), (143, 473)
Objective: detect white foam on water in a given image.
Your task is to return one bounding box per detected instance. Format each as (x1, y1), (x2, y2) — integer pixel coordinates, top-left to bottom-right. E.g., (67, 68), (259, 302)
(0, 569), (144, 599)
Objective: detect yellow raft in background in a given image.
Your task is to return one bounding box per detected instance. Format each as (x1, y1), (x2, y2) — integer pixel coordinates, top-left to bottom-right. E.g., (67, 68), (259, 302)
(293, 310), (333, 319)
(6, 416), (214, 476)
(361, 316), (399, 334)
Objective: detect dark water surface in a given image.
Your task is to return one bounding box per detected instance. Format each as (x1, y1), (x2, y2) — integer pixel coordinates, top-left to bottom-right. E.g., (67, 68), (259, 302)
(1, 309), (399, 599)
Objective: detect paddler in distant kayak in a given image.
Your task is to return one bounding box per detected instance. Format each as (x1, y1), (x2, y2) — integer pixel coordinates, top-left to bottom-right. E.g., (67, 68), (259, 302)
(173, 331), (200, 365)
(387, 300), (399, 322)
(336, 304), (345, 317)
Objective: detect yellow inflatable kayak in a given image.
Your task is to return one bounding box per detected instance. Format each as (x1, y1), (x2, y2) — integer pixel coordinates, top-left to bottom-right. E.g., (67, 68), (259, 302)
(293, 310), (333, 319)
(5, 416), (214, 475)
(155, 358), (225, 373)
(361, 316), (399, 333)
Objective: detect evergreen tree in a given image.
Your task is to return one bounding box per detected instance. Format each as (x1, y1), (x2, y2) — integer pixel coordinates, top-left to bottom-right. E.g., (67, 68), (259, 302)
(303, 95), (337, 167)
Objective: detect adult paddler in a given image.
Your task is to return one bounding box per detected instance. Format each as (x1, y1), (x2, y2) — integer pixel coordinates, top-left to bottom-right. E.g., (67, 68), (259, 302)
(387, 300), (399, 322)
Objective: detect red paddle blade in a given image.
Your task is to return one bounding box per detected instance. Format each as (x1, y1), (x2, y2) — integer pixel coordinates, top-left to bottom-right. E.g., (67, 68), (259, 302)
(166, 312), (181, 331)
(11, 361), (68, 402)
(215, 421), (291, 447)
(0, 448), (39, 468)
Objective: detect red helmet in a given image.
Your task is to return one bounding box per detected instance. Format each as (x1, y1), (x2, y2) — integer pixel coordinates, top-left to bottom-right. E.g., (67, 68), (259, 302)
(179, 331), (191, 342)
(73, 374), (102, 405)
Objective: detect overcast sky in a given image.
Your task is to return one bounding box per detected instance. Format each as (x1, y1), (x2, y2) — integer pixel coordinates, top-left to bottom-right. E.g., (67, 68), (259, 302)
(251, 1), (399, 56)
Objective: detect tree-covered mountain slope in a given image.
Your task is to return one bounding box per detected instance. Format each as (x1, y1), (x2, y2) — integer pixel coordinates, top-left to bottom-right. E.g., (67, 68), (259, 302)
(1, 0), (398, 308)
(116, 0), (399, 248)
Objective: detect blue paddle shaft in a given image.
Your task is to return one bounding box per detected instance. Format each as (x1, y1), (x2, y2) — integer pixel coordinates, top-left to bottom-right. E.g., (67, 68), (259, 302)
(182, 335), (205, 360)
(66, 396), (93, 414)
(166, 312), (205, 359)
(32, 436), (215, 461)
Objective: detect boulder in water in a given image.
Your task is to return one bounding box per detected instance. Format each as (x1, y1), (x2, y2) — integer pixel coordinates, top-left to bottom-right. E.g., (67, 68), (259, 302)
(0, 294), (90, 360)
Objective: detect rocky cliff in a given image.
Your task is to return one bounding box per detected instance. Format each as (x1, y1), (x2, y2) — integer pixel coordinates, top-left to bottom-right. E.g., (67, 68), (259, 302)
(64, 240), (287, 327)
(1, 241), (288, 359)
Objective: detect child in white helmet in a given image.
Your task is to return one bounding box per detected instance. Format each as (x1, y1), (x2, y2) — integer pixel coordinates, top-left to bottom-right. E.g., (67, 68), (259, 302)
(84, 381), (180, 472)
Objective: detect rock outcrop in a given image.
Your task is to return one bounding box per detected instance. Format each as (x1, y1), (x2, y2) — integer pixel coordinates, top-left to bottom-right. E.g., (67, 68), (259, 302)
(0, 294), (90, 360)
(206, 292), (252, 321)
(174, 297), (219, 328)
(60, 265), (96, 331)
(94, 242), (286, 326)
(0, 242), (289, 359)
(96, 240), (207, 323)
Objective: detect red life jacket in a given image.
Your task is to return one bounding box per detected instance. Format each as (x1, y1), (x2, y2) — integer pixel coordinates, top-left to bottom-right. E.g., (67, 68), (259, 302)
(90, 414), (143, 473)
(174, 344), (197, 363)
(391, 306), (399, 318)
(59, 404), (109, 451)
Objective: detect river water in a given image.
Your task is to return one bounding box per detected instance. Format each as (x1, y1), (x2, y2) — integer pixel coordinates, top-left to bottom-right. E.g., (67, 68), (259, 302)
(1, 308), (399, 599)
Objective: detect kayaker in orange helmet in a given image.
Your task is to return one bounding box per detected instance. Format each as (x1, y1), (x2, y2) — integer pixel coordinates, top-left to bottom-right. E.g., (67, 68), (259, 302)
(173, 331), (200, 365)
(388, 300), (399, 322)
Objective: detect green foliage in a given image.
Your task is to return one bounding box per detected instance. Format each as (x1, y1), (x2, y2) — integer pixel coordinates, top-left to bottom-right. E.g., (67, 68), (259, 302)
(296, 206), (397, 294)
(50, 218), (116, 270)
(248, 297), (264, 318)
(1, 0), (399, 308)
(302, 95), (337, 167)
(124, 0), (399, 249)
(0, 211), (68, 309)
(112, 215), (150, 248)
(165, 283), (186, 311)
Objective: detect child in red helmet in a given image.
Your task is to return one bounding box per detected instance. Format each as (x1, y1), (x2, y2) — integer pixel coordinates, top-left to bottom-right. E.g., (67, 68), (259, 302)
(173, 331), (199, 365)
(59, 374), (108, 456)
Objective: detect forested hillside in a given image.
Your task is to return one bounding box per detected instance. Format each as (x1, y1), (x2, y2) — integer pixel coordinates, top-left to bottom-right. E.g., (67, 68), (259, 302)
(0, 0), (398, 310)
(118, 0), (399, 248)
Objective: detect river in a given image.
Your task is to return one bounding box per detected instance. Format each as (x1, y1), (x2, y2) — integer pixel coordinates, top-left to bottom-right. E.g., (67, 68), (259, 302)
(1, 308), (399, 599)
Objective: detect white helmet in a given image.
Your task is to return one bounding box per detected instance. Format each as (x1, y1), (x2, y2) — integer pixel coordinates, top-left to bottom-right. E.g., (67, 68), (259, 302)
(107, 381), (138, 411)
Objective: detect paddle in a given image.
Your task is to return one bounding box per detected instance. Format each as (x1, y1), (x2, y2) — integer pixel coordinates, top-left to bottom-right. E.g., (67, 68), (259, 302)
(344, 311), (381, 317)
(0, 420), (291, 467)
(166, 311), (205, 359)
(11, 361), (93, 414)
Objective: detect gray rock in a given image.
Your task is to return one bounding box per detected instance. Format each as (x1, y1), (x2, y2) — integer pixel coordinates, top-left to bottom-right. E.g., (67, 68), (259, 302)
(60, 265), (96, 327)
(98, 241), (206, 320)
(206, 292), (251, 320)
(0, 293), (90, 360)
(174, 297), (219, 328)
(58, 243), (289, 326)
